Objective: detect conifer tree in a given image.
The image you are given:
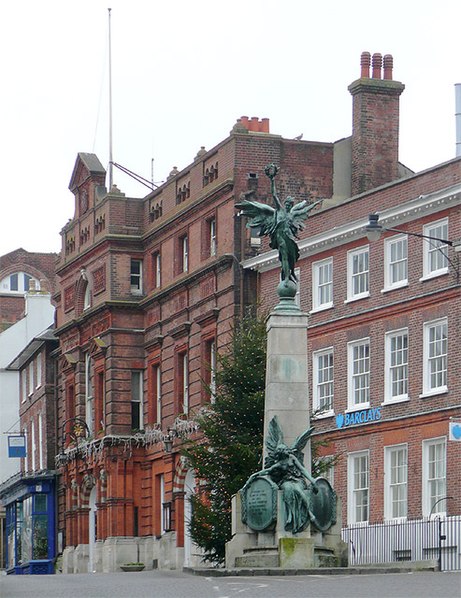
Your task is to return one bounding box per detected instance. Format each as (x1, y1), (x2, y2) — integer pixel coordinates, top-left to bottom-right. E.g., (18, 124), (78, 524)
(182, 312), (266, 564)
(182, 311), (339, 564)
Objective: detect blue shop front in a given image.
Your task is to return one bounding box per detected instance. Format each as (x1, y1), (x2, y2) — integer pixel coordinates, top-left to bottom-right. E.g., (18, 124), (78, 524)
(2, 473), (56, 574)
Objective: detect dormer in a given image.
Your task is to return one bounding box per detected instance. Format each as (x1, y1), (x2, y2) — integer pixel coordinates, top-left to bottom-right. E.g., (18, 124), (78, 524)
(69, 153), (107, 220)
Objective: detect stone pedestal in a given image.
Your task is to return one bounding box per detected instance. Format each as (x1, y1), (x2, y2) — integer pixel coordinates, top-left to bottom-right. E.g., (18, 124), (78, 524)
(226, 300), (346, 570)
(263, 308), (310, 462)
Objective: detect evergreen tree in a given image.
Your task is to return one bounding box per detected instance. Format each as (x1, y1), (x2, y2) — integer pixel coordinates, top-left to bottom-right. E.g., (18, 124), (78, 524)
(182, 312), (266, 564)
(182, 311), (339, 564)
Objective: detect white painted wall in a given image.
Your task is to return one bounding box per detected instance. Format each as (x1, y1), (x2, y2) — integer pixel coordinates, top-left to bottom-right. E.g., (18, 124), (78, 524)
(0, 292), (54, 485)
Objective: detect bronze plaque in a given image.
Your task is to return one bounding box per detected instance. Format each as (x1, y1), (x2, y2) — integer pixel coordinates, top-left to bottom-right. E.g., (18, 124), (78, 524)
(241, 476), (277, 532)
(308, 477), (337, 532)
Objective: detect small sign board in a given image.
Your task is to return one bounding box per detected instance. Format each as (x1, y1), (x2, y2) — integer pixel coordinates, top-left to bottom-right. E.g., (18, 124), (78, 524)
(8, 435), (26, 458)
(449, 421), (461, 441)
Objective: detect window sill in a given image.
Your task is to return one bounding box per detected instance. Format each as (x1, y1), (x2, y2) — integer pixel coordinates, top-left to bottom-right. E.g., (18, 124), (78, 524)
(312, 409), (334, 419)
(419, 269), (449, 282)
(381, 396), (409, 406)
(345, 403), (370, 412)
(381, 283), (408, 294)
(419, 387), (448, 399)
(310, 303), (334, 315)
(344, 293), (370, 304)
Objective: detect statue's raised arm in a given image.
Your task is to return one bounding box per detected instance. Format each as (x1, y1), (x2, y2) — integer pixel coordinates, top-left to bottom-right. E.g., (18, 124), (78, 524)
(236, 164), (322, 292)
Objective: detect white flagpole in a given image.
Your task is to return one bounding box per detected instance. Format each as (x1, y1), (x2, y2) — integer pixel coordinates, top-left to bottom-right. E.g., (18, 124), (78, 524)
(108, 7), (113, 190)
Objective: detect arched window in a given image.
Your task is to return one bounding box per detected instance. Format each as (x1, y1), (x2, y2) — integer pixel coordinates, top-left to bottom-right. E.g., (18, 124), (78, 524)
(0, 272), (40, 294)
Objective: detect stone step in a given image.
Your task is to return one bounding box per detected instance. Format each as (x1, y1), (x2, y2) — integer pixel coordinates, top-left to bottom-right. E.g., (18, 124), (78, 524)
(235, 553), (280, 568)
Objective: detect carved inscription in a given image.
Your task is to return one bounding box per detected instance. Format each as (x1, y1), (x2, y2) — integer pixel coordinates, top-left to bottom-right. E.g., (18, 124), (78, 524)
(241, 477), (277, 532)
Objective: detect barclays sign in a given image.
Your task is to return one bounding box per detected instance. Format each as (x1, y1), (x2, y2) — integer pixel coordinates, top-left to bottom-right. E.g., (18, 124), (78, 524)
(336, 407), (381, 429)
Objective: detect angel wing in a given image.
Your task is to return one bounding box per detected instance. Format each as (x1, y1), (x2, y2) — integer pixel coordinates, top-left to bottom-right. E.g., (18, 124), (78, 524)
(289, 425), (314, 465)
(264, 415), (284, 468)
(287, 198), (323, 236)
(235, 199), (275, 237)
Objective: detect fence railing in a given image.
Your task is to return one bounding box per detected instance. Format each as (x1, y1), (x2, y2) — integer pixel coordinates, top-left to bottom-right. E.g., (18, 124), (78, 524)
(341, 516), (461, 572)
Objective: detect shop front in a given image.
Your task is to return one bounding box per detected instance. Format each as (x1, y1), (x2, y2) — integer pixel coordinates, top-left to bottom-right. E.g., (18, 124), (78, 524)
(3, 474), (56, 574)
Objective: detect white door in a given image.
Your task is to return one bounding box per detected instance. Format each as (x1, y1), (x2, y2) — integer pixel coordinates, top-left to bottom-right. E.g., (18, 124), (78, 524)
(183, 469), (196, 567)
(88, 486), (97, 573)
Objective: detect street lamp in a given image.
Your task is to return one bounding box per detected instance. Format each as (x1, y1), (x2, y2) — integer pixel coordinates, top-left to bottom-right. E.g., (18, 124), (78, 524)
(365, 213), (460, 275)
(365, 213), (456, 246)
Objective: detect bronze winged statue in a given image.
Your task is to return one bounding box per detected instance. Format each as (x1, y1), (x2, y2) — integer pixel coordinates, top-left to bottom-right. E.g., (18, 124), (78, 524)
(243, 416), (318, 534)
(236, 164), (322, 286)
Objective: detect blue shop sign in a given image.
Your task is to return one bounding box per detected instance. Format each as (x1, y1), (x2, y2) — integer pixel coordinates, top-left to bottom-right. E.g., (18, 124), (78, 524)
(336, 407), (381, 429)
(8, 435), (26, 458)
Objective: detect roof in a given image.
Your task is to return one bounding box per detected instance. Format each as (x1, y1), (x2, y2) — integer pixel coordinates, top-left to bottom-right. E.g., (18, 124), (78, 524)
(6, 326), (57, 370)
(68, 152), (106, 190)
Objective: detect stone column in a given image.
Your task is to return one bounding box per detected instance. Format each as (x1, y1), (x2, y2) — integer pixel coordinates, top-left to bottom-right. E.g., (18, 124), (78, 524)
(263, 307), (310, 466)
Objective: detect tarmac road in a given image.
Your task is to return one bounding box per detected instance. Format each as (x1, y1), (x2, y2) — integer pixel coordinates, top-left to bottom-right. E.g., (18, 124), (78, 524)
(1, 569), (460, 598)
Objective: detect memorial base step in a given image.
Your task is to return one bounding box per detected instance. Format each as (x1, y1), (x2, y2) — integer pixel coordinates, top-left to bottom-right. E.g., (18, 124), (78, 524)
(235, 546), (279, 568)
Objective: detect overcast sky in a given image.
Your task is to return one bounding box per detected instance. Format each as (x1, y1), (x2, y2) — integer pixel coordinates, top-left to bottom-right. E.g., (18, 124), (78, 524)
(1, 0), (460, 256)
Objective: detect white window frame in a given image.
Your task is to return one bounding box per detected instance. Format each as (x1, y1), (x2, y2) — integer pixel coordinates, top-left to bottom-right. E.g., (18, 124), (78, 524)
(21, 371), (27, 403)
(83, 283), (91, 310)
(131, 371), (143, 430)
(154, 252), (161, 288)
(0, 272), (39, 294)
(317, 457), (334, 487)
(348, 451), (369, 524)
(347, 338), (370, 410)
(182, 236), (189, 273)
(31, 418), (36, 471)
(312, 257), (333, 311)
(384, 444), (408, 520)
(182, 353), (189, 414)
(130, 259), (143, 295)
(383, 234), (408, 291)
(346, 246), (369, 302)
(312, 348), (334, 416)
(85, 353), (94, 435)
(384, 329), (409, 403)
(36, 354), (42, 389)
(421, 218), (449, 280)
(294, 267), (301, 307)
(209, 218), (217, 257)
(422, 437), (447, 517)
(209, 339), (217, 402)
(422, 318), (448, 397)
(28, 361), (34, 397)
(155, 364), (162, 425)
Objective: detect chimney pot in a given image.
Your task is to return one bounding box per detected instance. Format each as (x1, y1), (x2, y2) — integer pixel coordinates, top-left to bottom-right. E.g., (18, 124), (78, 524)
(260, 117), (270, 133)
(383, 54), (393, 80)
(360, 51), (371, 78)
(240, 115), (249, 129)
(372, 53), (382, 78)
(248, 117), (259, 132)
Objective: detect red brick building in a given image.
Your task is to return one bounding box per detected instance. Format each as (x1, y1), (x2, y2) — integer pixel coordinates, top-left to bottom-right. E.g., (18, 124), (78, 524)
(54, 50), (461, 573)
(247, 53), (461, 567)
(54, 117), (340, 572)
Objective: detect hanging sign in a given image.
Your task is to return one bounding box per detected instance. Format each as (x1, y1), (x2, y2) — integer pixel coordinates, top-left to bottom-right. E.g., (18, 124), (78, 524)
(8, 435), (26, 458)
(449, 421), (461, 441)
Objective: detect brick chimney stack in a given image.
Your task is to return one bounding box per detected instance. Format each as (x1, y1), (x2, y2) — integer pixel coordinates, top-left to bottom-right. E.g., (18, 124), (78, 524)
(348, 52), (405, 196)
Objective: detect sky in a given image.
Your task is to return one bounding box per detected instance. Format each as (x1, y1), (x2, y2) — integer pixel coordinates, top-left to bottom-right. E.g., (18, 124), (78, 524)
(0, 0), (460, 256)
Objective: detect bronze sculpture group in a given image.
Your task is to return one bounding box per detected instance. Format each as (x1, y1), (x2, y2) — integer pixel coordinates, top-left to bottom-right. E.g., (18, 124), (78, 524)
(237, 165), (335, 534)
